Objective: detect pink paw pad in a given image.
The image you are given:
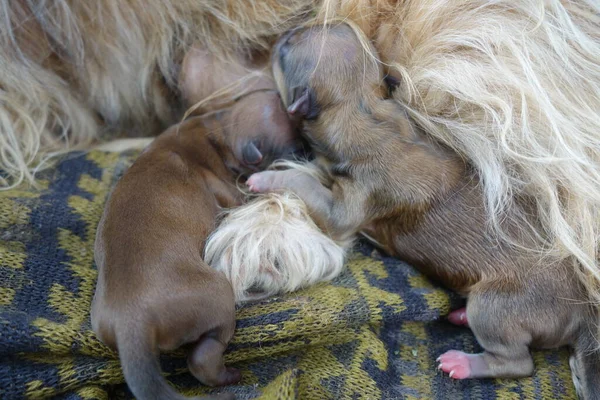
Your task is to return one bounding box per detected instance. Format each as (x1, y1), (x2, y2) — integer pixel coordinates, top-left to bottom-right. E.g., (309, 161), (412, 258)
(437, 350), (472, 379)
(447, 307), (469, 326)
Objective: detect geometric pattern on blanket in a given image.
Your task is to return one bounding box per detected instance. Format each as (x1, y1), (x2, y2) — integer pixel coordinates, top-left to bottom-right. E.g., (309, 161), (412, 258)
(0, 151), (577, 399)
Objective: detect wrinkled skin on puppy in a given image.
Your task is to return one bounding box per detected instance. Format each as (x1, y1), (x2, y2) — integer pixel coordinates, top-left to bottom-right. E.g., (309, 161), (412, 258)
(218, 91), (301, 172)
(247, 23), (600, 399)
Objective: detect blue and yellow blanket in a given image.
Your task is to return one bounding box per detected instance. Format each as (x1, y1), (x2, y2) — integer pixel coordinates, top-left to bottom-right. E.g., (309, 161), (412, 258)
(0, 151), (577, 399)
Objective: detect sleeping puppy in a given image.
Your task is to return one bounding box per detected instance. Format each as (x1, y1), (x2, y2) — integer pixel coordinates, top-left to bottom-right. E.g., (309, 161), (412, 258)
(91, 90), (299, 399)
(180, 45), (276, 114)
(178, 44), (300, 167)
(94, 45), (292, 157)
(247, 23), (600, 399)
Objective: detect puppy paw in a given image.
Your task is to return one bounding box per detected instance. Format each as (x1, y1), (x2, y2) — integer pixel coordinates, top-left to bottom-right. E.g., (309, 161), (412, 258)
(247, 171), (277, 193)
(220, 367), (242, 385)
(437, 350), (472, 379)
(447, 307), (469, 326)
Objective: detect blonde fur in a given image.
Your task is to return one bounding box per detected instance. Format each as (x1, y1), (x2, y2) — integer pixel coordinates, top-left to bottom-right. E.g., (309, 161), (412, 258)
(0, 0), (315, 189)
(92, 138), (154, 153)
(312, 1), (600, 313)
(205, 189), (352, 303)
(205, 159), (352, 302)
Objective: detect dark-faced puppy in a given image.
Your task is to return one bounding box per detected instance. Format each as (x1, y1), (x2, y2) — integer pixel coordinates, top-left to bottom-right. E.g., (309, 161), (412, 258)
(92, 89), (297, 399)
(248, 23), (600, 399)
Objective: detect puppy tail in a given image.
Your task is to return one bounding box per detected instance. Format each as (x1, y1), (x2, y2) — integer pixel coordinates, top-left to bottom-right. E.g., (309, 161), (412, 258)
(117, 326), (233, 400)
(571, 323), (600, 400)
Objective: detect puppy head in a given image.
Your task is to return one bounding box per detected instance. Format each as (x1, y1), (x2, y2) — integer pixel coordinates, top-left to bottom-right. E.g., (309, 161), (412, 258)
(180, 44), (304, 173)
(221, 90), (303, 172)
(180, 45), (276, 112)
(272, 23), (385, 121)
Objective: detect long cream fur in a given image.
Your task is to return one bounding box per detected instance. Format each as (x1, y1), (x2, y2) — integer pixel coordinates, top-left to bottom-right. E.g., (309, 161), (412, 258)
(2, 0), (600, 340)
(310, 1), (600, 312)
(0, 0), (315, 189)
(204, 188), (352, 303)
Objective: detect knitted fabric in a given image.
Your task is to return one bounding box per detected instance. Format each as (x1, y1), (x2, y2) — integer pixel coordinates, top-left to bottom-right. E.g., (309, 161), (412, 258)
(0, 151), (577, 399)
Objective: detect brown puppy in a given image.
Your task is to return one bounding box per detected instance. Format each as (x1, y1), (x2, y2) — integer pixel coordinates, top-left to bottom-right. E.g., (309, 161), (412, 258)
(180, 46), (275, 114)
(247, 24), (600, 399)
(179, 45), (300, 167)
(92, 92), (298, 399)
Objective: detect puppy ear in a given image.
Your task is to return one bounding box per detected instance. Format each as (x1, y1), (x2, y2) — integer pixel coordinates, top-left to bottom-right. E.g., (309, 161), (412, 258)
(287, 87), (319, 120)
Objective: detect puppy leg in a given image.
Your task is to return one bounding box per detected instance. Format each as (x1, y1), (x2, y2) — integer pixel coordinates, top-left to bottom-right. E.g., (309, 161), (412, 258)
(438, 291), (534, 379)
(247, 169), (367, 239)
(188, 335), (241, 387)
(247, 169), (331, 212)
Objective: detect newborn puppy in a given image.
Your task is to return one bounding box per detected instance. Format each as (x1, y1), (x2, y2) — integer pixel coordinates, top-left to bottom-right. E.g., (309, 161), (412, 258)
(92, 93), (298, 399)
(179, 45), (301, 167)
(180, 45), (275, 113)
(248, 24), (600, 399)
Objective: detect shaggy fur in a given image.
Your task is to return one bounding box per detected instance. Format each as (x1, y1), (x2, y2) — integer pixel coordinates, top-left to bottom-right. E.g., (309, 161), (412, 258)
(253, 22), (600, 397)
(316, 0), (600, 313)
(0, 0), (315, 188)
(205, 162), (351, 303)
(2, 0), (600, 353)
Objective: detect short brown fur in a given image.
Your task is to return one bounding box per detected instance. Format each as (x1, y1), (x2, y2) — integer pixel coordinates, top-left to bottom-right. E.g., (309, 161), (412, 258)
(92, 50), (298, 400)
(93, 116), (242, 400)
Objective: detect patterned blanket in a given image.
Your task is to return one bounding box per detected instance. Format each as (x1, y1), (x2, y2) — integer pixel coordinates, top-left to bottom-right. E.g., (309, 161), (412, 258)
(0, 151), (577, 399)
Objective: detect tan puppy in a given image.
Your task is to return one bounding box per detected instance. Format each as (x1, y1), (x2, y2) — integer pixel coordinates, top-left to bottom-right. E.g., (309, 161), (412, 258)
(247, 24), (600, 399)
(92, 88), (298, 399)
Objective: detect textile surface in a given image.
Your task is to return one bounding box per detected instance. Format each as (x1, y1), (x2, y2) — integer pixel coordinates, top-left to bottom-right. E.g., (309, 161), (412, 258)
(0, 151), (577, 399)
